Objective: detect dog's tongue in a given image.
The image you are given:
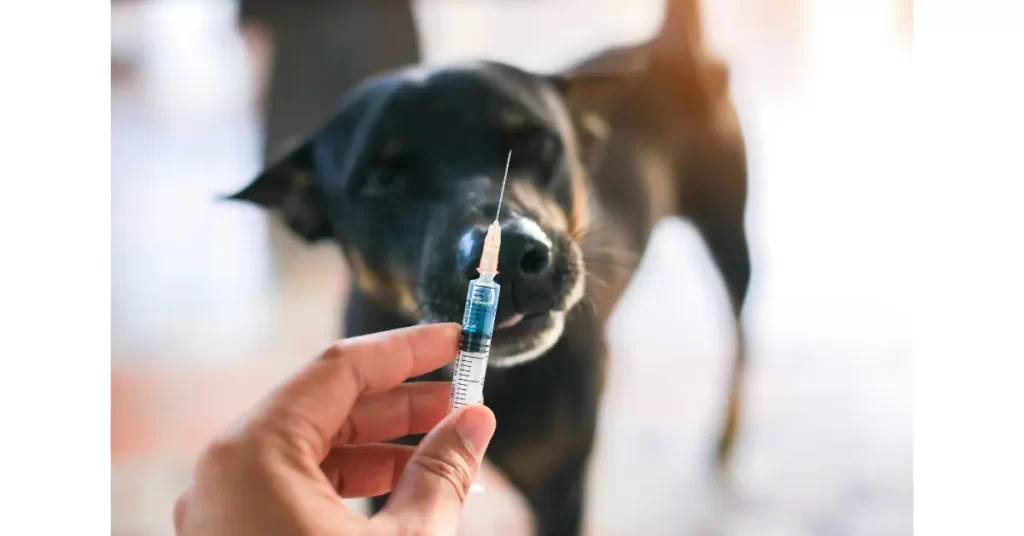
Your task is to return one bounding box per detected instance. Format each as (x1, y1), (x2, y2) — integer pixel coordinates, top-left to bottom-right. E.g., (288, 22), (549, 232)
(497, 313), (525, 329)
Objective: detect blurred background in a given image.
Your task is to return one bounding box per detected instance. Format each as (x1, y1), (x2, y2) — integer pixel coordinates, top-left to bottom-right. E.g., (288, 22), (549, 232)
(111, 0), (912, 534)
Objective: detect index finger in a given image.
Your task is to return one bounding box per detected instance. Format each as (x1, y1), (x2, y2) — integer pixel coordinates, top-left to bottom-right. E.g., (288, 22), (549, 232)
(254, 323), (460, 460)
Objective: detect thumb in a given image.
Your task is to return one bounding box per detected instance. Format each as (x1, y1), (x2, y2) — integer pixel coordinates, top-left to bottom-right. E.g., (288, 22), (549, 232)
(381, 404), (496, 531)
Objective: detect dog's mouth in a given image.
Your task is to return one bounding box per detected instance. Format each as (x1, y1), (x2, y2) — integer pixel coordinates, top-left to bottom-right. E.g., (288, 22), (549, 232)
(496, 313), (526, 329)
(487, 310), (568, 367)
(495, 312), (549, 337)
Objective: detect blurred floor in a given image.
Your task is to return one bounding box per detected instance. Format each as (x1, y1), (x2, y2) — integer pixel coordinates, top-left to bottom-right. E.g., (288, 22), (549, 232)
(112, 1), (911, 534)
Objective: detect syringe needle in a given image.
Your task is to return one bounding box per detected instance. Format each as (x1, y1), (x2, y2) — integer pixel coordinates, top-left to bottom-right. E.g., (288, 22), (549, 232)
(477, 152), (509, 277)
(495, 150), (511, 221)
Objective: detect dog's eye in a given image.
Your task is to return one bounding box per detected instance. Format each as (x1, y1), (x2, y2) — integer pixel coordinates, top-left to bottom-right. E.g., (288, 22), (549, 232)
(359, 153), (417, 197)
(359, 170), (408, 197)
(502, 124), (558, 163)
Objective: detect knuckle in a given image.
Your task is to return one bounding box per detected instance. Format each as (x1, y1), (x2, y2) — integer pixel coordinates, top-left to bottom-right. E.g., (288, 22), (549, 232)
(248, 406), (324, 461)
(396, 524), (433, 536)
(247, 412), (301, 457)
(173, 491), (190, 531)
(321, 341), (348, 361)
(320, 342), (367, 394)
(196, 435), (242, 475)
(196, 428), (275, 480)
(410, 449), (474, 502)
(332, 417), (356, 446)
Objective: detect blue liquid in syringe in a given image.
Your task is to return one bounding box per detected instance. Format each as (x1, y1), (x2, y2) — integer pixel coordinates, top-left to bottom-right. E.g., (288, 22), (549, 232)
(460, 277), (500, 352)
(450, 274), (500, 411)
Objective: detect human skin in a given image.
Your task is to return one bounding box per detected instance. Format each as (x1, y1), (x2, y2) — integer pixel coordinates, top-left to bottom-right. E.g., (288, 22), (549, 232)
(173, 323), (497, 535)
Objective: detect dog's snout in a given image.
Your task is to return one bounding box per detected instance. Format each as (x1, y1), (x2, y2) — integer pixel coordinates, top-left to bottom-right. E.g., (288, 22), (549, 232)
(456, 218), (556, 316)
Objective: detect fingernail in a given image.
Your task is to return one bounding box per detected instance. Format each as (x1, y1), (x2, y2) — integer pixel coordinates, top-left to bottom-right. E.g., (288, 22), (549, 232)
(456, 406), (496, 454)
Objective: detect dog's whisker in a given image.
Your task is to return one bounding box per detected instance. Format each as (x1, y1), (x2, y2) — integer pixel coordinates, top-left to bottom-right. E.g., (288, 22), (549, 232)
(583, 251), (639, 265)
(574, 291), (598, 317)
(584, 269), (612, 289)
(585, 263), (635, 277)
(572, 222), (613, 242)
(581, 243), (636, 254)
(584, 294), (599, 316)
(583, 254), (639, 272)
(570, 219), (602, 240)
(584, 245), (640, 258)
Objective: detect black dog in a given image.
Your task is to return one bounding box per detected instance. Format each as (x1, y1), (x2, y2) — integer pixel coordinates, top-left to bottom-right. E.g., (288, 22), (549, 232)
(228, 11), (750, 536)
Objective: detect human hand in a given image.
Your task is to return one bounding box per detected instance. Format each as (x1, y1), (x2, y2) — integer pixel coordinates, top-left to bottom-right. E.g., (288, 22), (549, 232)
(174, 323), (497, 535)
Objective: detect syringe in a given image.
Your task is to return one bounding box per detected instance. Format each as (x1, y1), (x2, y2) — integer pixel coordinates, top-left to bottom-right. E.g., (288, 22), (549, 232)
(449, 151), (511, 413)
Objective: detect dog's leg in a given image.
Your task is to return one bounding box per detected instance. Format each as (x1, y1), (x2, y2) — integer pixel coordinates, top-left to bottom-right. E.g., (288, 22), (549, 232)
(485, 318), (604, 536)
(683, 140), (752, 466)
(489, 402), (597, 536)
(688, 167), (753, 465)
(517, 448), (592, 536)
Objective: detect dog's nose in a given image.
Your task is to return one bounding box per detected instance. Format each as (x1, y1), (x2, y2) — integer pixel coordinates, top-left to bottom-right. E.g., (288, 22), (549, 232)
(455, 219), (555, 314)
(499, 222), (555, 314)
(502, 228), (552, 279)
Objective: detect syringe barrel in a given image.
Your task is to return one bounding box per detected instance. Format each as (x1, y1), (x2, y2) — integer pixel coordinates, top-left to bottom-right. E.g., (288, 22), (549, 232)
(460, 277), (500, 352)
(449, 276), (500, 412)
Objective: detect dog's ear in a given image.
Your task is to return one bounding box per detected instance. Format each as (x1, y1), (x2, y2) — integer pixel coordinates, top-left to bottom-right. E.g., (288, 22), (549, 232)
(225, 139), (333, 242)
(547, 73), (625, 168)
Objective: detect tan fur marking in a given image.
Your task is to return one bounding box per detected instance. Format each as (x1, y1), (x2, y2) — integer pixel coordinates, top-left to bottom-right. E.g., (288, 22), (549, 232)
(547, 198), (570, 233)
(580, 112), (610, 140)
(348, 251), (419, 317)
(567, 170), (590, 238)
(347, 251), (384, 296)
(512, 182), (570, 232)
(393, 278), (419, 317)
(537, 80), (595, 239)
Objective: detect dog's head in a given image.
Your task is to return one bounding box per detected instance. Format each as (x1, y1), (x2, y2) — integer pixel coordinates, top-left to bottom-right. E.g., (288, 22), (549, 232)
(229, 61), (621, 366)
